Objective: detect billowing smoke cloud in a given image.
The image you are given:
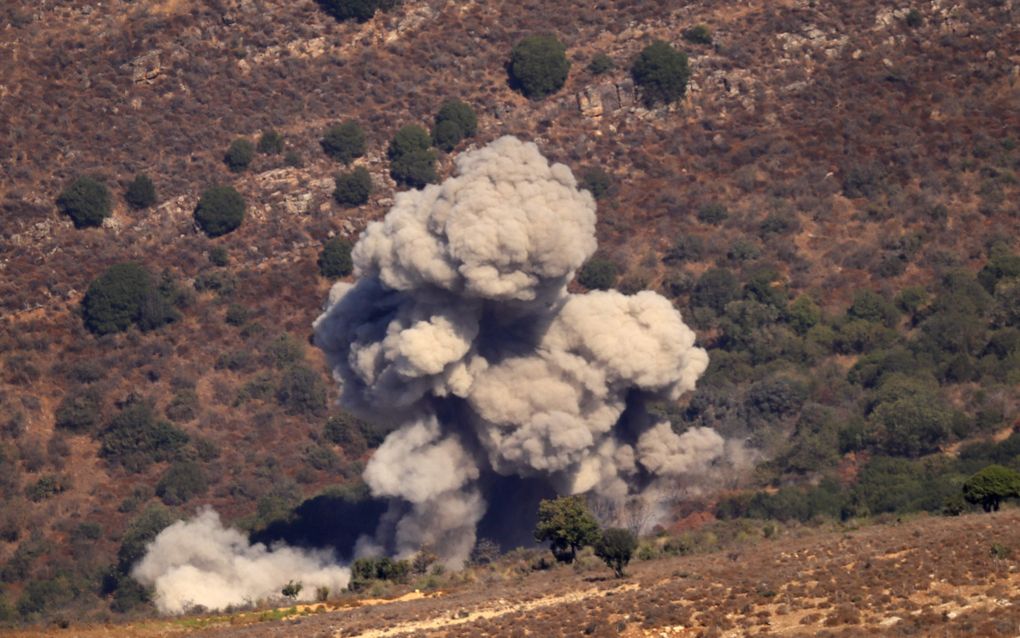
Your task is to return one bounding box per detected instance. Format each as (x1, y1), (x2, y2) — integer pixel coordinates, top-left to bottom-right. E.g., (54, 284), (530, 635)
(314, 136), (737, 566)
(132, 509), (350, 614)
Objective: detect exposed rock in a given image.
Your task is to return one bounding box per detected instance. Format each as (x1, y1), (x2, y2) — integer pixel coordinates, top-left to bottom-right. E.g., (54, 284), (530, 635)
(577, 80), (638, 118)
(124, 51), (162, 83)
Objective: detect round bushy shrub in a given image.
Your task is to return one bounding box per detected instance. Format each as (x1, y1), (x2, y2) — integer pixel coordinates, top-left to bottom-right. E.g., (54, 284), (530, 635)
(224, 138), (255, 172)
(318, 238), (354, 278)
(334, 167), (373, 206)
(577, 257), (618, 290)
(321, 120), (366, 164)
(588, 52), (614, 75)
(257, 130), (284, 155)
(510, 35), (570, 99)
(82, 263), (154, 335)
(431, 99), (477, 151)
(194, 186), (245, 237)
(58, 176), (111, 228)
(390, 149), (437, 188)
(388, 124), (431, 160)
(156, 461), (208, 506)
(579, 167), (612, 200)
(631, 40), (690, 106)
(124, 174), (157, 210)
(682, 24), (713, 45)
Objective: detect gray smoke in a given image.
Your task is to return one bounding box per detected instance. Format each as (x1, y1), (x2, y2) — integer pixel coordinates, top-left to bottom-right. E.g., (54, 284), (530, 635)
(314, 136), (735, 566)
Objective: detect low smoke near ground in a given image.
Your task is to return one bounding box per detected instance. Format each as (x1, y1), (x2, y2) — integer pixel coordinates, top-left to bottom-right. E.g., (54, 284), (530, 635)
(315, 136), (745, 565)
(132, 509), (350, 614)
(132, 136), (746, 614)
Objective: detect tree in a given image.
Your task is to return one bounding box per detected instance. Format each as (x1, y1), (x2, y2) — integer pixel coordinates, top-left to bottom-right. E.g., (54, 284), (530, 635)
(194, 186), (245, 237)
(510, 35), (570, 99)
(431, 99), (477, 151)
(316, 0), (396, 22)
(321, 121), (366, 163)
(124, 174), (157, 209)
(55, 387), (103, 433)
(691, 267), (740, 313)
(588, 52), (614, 75)
(631, 40), (690, 107)
(117, 504), (178, 573)
(82, 263), (155, 335)
(281, 580), (303, 599)
(577, 257), (618, 290)
(276, 365), (326, 416)
(534, 495), (600, 563)
(963, 465), (1020, 512)
(391, 149), (437, 188)
(258, 130), (285, 155)
(594, 528), (637, 577)
(318, 238), (354, 278)
(100, 398), (189, 472)
(224, 138), (255, 172)
(57, 176), (111, 228)
(334, 167), (373, 206)
(388, 124), (431, 160)
(579, 167), (612, 200)
(156, 461), (208, 506)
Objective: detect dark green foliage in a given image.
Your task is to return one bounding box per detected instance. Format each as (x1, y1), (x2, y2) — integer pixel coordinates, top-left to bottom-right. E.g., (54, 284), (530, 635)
(323, 413), (377, 456)
(117, 504), (177, 573)
(579, 167), (612, 200)
(847, 290), (899, 327)
(697, 203), (728, 225)
(682, 24), (713, 45)
(304, 444), (338, 471)
(208, 246), (230, 267)
(156, 461), (208, 506)
(577, 257), (618, 290)
(745, 377), (806, 421)
(390, 148), (438, 188)
(99, 399), (189, 472)
(963, 464), (1020, 512)
(281, 580), (302, 599)
(194, 186), (245, 237)
(225, 303), (249, 327)
(631, 40), (690, 107)
(334, 167), (373, 206)
(431, 99), (477, 151)
(82, 263), (176, 335)
(17, 577), (74, 619)
(321, 120), (366, 163)
(510, 35), (570, 99)
(977, 250), (1020, 293)
(57, 176), (111, 228)
(349, 556), (410, 590)
(25, 475), (69, 502)
(594, 528), (637, 577)
(316, 0), (395, 22)
(55, 387), (103, 433)
(588, 52), (614, 75)
(905, 8), (923, 27)
(469, 538), (501, 566)
(869, 394), (954, 457)
(785, 296), (820, 335)
(276, 365), (326, 416)
(224, 138), (255, 172)
(257, 130), (284, 155)
(388, 124), (431, 160)
(534, 495), (600, 563)
(691, 268), (740, 312)
(318, 238), (354, 278)
(124, 174), (157, 209)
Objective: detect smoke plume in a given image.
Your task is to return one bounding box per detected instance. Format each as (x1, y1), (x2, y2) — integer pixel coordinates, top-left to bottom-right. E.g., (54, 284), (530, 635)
(132, 509), (350, 614)
(314, 136), (732, 565)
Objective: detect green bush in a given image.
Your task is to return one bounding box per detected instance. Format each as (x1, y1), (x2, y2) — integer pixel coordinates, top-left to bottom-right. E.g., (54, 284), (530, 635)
(224, 138), (255, 172)
(631, 40), (690, 107)
(316, 0), (396, 22)
(588, 52), (614, 75)
(577, 257), (618, 290)
(117, 504), (177, 573)
(682, 24), (713, 45)
(334, 167), (373, 206)
(579, 167), (612, 200)
(257, 130), (285, 155)
(25, 475), (70, 502)
(156, 461), (208, 506)
(534, 496), (600, 563)
(194, 186), (245, 237)
(165, 389), (199, 422)
(391, 149), (438, 188)
(54, 387), (103, 433)
(208, 246), (230, 267)
(388, 124), (431, 160)
(276, 365), (326, 416)
(318, 238), (354, 278)
(124, 174), (157, 209)
(691, 268), (740, 313)
(696, 202), (728, 225)
(594, 528), (637, 577)
(905, 8), (923, 28)
(510, 35), (570, 99)
(321, 120), (366, 163)
(57, 176), (111, 228)
(847, 290), (899, 327)
(431, 99), (477, 151)
(99, 398), (189, 472)
(82, 263), (176, 335)
(963, 464), (1020, 512)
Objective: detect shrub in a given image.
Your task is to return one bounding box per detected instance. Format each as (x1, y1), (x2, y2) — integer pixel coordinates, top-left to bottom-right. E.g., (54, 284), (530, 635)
(388, 125), (431, 160)
(54, 387), (103, 433)
(579, 167), (612, 200)
(316, 0), (396, 22)
(194, 186), (245, 237)
(431, 99), (477, 152)
(691, 268), (740, 312)
(847, 290), (899, 327)
(324, 413), (370, 456)
(321, 120), (366, 163)
(124, 174), (157, 209)
(117, 504), (177, 573)
(224, 138), (255, 172)
(870, 395), (954, 457)
(631, 40), (690, 107)
(57, 176), (111, 228)
(534, 496), (600, 563)
(208, 246), (230, 267)
(276, 365), (326, 416)
(594, 528), (638, 577)
(25, 475), (70, 502)
(391, 149), (437, 188)
(697, 203), (728, 225)
(577, 257), (618, 290)
(165, 389), (199, 422)
(510, 35), (570, 99)
(318, 238), (354, 278)
(99, 398), (189, 472)
(257, 130), (284, 155)
(683, 25), (713, 45)
(588, 52), (614, 75)
(963, 464), (1020, 512)
(156, 461), (208, 505)
(334, 167), (373, 206)
(905, 8), (923, 28)
(82, 263), (170, 335)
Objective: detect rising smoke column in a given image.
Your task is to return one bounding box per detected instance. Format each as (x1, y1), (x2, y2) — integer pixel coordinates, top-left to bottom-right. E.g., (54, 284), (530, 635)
(314, 136), (721, 566)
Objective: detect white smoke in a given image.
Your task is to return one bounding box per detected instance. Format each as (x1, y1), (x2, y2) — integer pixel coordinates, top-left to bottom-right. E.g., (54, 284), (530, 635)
(314, 136), (737, 566)
(131, 509), (350, 614)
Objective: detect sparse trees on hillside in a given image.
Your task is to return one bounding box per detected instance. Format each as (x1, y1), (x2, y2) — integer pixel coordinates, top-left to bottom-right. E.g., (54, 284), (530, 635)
(631, 40), (690, 107)
(510, 35), (570, 99)
(194, 186), (245, 237)
(534, 495), (600, 563)
(58, 176), (111, 228)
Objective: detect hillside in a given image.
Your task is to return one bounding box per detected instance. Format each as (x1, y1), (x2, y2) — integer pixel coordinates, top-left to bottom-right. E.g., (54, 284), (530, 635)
(1, 0), (1019, 627)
